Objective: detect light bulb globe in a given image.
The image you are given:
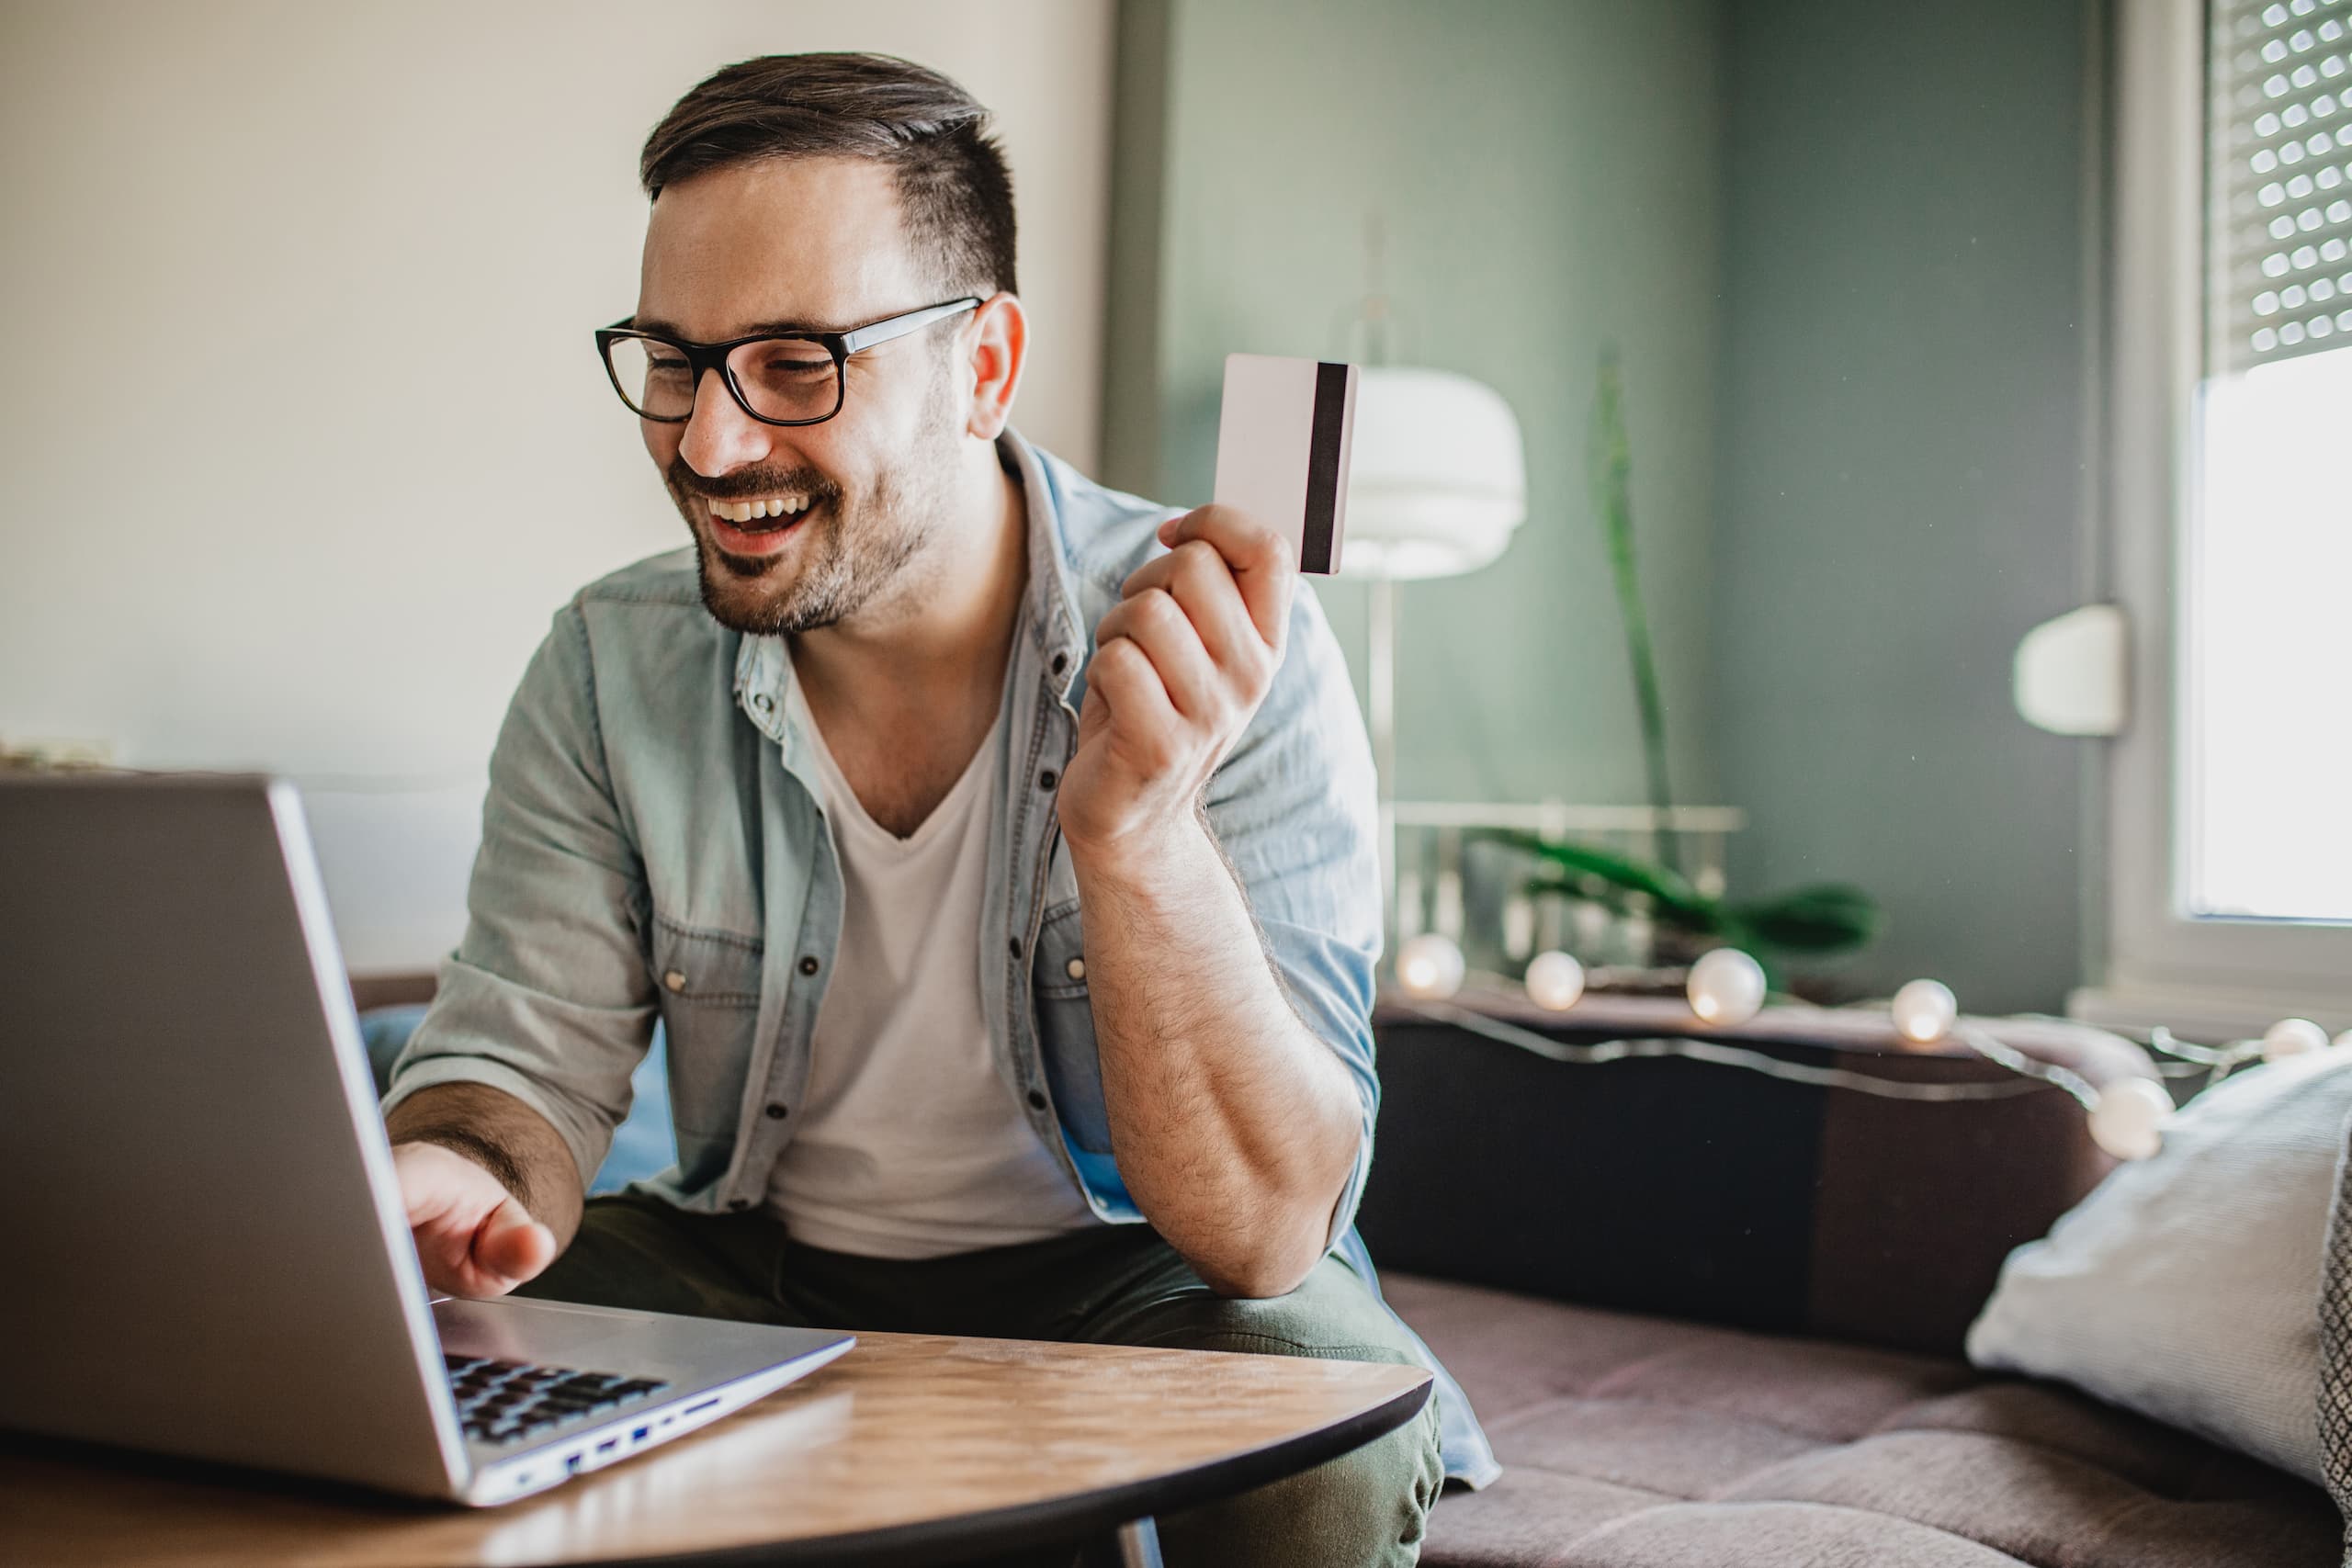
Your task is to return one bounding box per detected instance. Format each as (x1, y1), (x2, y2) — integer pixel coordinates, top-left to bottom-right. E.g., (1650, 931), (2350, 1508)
(1396, 932), (1465, 1001)
(2088, 1078), (2171, 1161)
(1687, 948), (1766, 1027)
(2261, 1017), (2330, 1062)
(1524, 950), (1587, 1012)
(1890, 979), (1958, 1046)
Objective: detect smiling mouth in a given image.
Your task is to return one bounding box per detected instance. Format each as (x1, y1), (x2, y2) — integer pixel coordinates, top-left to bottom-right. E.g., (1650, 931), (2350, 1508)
(701, 493), (814, 532)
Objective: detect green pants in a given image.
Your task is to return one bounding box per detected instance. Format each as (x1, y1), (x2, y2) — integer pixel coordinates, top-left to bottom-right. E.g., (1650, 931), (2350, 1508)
(518, 1195), (1442, 1567)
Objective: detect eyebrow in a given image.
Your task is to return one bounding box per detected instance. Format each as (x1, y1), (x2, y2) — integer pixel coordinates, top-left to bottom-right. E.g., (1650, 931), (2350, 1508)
(628, 315), (846, 340)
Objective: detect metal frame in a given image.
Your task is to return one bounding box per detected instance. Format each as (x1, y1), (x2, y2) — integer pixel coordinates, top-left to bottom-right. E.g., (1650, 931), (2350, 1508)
(2075, 0), (2352, 1040)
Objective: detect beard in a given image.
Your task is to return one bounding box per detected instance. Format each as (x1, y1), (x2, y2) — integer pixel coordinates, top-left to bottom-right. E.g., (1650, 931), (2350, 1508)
(668, 370), (962, 637)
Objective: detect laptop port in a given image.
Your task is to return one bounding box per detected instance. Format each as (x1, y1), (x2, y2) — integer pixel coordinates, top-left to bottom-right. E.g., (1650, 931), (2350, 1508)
(632, 1426), (650, 1441)
(565, 1455), (582, 1474)
(596, 1438), (619, 1456)
(685, 1397), (720, 1416)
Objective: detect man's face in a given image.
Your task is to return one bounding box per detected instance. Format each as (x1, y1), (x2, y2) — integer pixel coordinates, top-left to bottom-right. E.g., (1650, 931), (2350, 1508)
(633, 157), (968, 635)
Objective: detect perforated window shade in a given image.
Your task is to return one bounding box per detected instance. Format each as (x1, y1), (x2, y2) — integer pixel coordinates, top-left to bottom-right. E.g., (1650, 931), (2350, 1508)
(2211, 0), (2352, 372)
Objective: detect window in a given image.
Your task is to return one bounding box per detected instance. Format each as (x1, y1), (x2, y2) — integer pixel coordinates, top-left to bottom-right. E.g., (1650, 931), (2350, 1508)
(2084, 0), (2352, 1040)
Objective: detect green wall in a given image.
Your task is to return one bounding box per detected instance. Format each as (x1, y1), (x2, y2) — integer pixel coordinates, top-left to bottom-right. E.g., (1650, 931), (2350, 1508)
(1103, 0), (2099, 1011)
(1709, 0), (2097, 1011)
(1103, 0), (1727, 807)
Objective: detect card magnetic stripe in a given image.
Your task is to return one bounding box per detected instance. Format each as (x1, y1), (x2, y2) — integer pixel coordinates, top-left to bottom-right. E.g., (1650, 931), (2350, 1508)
(1300, 362), (1349, 575)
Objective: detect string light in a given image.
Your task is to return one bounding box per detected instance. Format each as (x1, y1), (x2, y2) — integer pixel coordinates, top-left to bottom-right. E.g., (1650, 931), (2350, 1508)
(2262, 1017), (2330, 1061)
(1890, 978), (1958, 1046)
(1407, 997), (2053, 1103)
(1523, 950), (1587, 1011)
(1468, 954), (2329, 1162)
(1687, 948), (1766, 1027)
(1396, 931), (1465, 1000)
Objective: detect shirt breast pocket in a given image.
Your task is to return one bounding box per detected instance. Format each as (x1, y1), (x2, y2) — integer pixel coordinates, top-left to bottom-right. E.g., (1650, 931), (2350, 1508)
(1032, 899), (1114, 1156)
(650, 916), (763, 1147)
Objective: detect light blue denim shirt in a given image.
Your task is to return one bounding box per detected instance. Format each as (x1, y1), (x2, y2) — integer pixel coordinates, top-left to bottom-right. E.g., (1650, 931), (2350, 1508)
(386, 430), (1497, 1488)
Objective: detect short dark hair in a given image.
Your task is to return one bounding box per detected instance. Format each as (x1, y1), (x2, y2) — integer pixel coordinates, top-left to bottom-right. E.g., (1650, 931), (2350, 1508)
(640, 53), (1017, 299)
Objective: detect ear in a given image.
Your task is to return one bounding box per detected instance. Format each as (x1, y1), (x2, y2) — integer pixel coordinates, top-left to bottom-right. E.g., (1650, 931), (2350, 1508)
(960, 291), (1027, 442)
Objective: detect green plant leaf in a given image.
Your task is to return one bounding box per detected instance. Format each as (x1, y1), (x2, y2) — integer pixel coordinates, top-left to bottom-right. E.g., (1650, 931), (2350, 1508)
(1481, 829), (1713, 923)
(1722, 884), (1880, 953)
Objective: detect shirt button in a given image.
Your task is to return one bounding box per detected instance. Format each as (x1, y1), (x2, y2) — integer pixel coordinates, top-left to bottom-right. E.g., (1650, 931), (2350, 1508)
(662, 970), (686, 993)
(1038, 768), (1057, 791)
(1026, 1089), (1048, 1111)
(763, 1102), (788, 1120)
(1009, 939), (1023, 959)
(1050, 652), (1069, 676)
(728, 1197), (751, 1212)
(798, 955), (820, 976)
(752, 693), (774, 713)
(1065, 957), (1086, 981)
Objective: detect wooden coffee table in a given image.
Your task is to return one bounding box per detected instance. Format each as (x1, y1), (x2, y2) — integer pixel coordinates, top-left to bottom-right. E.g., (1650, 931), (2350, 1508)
(0, 1331), (1432, 1566)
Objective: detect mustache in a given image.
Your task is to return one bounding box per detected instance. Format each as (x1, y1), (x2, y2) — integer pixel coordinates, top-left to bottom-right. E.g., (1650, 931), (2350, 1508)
(667, 457), (843, 507)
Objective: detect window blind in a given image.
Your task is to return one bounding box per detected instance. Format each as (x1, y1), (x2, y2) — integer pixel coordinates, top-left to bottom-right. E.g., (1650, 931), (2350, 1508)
(2211, 0), (2352, 372)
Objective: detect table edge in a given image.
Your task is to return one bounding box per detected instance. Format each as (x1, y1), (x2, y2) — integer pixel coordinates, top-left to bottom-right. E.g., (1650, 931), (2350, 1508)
(509, 1368), (1431, 1568)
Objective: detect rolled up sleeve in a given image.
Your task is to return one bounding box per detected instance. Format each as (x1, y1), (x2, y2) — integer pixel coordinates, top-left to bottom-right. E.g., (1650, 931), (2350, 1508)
(1203, 582), (1384, 1248)
(382, 603), (657, 1190)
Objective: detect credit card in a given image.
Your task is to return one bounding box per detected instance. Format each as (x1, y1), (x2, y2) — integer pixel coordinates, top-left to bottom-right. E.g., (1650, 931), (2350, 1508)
(1211, 353), (1358, 575)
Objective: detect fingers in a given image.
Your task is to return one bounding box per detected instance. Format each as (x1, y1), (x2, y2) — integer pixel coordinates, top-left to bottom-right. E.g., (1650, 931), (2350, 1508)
(1085, 635), (1182, 750)
(1093, 588), (1220, 720)
(392, 1140), (553, 1298)
(469, 1198), (557, 1295)
(1154, 505), (1294, 651)
(1121, 540), (1273, 680)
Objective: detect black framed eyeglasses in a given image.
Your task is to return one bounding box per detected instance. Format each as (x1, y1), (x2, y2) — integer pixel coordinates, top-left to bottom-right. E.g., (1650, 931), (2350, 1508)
(594, 296), (981, 426)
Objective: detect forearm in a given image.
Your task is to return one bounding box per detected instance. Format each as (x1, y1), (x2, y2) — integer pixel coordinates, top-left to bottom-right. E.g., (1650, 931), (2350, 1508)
(1071, 813), (1364, 1298)
(386, 1081), (586, 1248)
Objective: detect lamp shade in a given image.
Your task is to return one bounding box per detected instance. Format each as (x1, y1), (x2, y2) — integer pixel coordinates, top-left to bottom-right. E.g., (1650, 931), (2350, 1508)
(1340, 367), (1526, 581)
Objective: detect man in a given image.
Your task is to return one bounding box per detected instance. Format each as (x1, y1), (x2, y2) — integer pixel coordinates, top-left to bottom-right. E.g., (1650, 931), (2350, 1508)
(383, 52), (1488, 1564)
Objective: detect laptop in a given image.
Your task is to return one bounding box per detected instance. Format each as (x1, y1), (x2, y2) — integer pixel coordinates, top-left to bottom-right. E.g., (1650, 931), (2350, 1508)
(0, 772), (853, 1506)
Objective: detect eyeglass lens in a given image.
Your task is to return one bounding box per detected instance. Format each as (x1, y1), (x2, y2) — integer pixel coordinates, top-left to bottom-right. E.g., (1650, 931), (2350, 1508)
(604, 336), (842, 423)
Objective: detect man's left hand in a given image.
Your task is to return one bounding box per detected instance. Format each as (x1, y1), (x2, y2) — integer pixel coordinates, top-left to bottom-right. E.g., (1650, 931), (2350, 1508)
(1057, 505), (1294, 860)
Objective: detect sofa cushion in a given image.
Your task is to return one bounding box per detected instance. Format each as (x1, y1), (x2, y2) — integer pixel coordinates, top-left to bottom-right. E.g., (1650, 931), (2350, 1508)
(1967, 1048), (2352, 1485)
(1388, 1273), (2340, 1568)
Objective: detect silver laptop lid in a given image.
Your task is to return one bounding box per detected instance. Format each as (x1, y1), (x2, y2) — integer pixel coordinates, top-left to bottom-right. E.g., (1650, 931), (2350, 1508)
(0, 773), (467, 1495)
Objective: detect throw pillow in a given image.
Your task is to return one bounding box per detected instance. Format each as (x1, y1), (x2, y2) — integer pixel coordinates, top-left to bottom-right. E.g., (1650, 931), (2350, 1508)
(1966, 1046), (2352, 1485)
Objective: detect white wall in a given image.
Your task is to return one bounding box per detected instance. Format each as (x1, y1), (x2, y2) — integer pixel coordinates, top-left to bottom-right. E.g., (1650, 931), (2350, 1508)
(0, 1), (1114, 971)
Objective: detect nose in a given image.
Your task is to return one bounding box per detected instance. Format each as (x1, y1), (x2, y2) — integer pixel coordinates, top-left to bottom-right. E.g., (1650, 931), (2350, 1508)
(674, 367), (775, 478)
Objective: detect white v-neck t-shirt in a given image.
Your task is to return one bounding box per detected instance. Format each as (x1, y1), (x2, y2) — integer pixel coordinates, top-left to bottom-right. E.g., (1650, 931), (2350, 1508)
(763, 676), (1100, 1259)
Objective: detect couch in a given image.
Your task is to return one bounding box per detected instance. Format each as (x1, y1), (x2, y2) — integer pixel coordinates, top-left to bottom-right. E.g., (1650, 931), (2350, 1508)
(1358, 994), (2343, 1567)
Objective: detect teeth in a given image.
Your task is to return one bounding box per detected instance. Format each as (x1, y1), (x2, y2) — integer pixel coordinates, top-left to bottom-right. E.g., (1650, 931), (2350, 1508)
(708, 495), (811, 525)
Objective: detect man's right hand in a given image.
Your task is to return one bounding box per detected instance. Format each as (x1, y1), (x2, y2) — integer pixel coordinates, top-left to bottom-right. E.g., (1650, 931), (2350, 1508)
(394, 1140), (559, 1297)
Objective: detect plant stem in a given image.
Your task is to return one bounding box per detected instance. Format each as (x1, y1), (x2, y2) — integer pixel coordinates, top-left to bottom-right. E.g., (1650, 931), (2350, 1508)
(1591, 345), (1679, 872)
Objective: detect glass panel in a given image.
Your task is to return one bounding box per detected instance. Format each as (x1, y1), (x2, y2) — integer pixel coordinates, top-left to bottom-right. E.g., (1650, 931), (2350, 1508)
(2182, 347), (2352, 922)
(604, 336), (695, 420)
(728, 338), (842, 423)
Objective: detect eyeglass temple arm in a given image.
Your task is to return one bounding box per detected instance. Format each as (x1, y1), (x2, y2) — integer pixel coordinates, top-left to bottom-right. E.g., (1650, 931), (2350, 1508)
(838, 298), (982, 355)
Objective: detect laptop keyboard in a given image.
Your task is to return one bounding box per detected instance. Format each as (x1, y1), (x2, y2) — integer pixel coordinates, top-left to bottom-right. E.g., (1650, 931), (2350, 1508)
(445, 1353), (672, 1446)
